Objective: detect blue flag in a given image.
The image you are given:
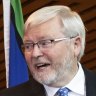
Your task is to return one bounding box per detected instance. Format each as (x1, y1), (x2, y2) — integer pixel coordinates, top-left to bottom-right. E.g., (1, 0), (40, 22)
(9, 0), (29, 87)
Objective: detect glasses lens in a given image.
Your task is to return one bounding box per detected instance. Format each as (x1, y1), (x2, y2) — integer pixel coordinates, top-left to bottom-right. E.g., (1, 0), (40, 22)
(23, 40), (54, 52)
(39, 40), (53, 48)
(24, 43), (34, 51)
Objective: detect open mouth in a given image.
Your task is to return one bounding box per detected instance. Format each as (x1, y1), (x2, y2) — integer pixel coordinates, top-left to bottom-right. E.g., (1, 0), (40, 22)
(35, 63), (50, 70)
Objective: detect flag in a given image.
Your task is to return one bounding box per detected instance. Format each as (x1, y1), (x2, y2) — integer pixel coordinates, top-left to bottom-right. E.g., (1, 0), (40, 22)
(3, 0), (10, 88)
(3, 0), (29, 88)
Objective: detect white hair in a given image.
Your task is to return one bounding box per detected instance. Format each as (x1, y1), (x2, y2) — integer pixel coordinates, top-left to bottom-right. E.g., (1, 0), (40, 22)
(24, 5), (86, 61)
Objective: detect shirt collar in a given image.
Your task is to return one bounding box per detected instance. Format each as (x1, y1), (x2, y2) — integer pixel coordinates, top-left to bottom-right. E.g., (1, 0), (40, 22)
(65, 62), (85, 95)
(44, 85), (59, 96)
(43, 63), (85, 96)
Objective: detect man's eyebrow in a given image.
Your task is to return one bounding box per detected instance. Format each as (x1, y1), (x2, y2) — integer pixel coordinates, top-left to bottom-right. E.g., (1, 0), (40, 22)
(23, 36), (53, 43)
(38, 36), (53, 40)
(23, 40), (33, 43)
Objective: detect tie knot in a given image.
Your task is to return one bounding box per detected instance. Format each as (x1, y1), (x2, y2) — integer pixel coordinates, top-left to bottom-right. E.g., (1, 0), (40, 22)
(55, 87), (70, 96)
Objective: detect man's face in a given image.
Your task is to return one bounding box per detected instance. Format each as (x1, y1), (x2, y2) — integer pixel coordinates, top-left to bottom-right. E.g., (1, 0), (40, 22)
(23, 17), (77, 87)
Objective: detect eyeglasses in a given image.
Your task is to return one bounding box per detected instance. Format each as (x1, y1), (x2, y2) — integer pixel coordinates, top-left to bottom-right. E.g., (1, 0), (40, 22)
(22, 37), (74, 52)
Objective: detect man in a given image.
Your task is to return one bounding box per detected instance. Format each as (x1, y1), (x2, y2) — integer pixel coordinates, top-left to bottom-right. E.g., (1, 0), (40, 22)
(0, 5), (96, 96)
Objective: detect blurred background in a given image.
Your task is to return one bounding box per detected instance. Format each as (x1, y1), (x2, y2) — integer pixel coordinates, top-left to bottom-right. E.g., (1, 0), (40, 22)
(0, 0), (96, 90)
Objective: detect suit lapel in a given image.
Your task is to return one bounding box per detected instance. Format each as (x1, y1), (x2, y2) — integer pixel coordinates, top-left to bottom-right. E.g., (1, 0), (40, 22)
(28, 78), (46, 96)
(83, 67), (96, 96)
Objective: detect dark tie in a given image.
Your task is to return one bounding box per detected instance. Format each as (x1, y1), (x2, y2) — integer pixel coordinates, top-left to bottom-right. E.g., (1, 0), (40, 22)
(55, 87), (70, 96)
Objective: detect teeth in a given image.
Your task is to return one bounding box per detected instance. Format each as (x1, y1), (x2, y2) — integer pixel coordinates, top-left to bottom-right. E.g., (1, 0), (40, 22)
(35, 63), (50, 69)
(36, 63), (45, 67)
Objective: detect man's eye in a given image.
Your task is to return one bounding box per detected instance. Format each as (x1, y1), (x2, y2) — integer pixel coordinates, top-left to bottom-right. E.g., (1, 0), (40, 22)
(42, 42), (49, 45)
(25, 45), (30, 48)
(25, 44), (33, 49)
(40, 41), (51, 45)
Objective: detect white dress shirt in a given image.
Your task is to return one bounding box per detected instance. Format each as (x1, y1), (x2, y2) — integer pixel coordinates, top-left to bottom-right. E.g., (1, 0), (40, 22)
(44, 63), (86, 96)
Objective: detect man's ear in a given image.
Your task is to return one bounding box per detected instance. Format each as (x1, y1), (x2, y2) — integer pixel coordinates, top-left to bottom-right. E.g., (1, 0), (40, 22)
(73, 36), (82, 57)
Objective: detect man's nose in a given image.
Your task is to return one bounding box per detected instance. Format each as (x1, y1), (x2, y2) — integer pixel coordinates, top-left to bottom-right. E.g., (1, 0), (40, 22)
(32, 44), (43, 58)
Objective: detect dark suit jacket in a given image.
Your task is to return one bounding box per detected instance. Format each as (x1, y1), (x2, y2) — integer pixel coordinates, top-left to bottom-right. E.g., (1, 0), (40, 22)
(0, 67), (96, 96)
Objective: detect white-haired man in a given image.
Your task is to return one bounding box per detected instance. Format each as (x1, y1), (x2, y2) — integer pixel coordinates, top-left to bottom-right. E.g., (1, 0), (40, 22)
(0, 5), (96, 96)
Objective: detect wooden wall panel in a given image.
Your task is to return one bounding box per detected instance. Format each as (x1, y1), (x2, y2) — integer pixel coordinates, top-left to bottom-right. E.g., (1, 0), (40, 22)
(0, 0), (96, 90)
(0, 0), (6, 90)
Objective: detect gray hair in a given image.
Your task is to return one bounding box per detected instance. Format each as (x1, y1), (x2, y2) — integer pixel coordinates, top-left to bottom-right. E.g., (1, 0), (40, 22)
(25, 5), (86, 61)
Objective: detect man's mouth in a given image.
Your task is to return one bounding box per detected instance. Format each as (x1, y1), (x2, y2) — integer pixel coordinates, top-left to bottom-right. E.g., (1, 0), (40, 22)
(35, 63), (50, 70)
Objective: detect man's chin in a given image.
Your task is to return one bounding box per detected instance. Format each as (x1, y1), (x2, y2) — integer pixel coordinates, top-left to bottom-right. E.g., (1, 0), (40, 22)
(32, 71), (57, 85)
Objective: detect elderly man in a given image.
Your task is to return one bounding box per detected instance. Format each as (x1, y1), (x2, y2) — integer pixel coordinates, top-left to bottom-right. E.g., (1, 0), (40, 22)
(0, 5), (96, 96)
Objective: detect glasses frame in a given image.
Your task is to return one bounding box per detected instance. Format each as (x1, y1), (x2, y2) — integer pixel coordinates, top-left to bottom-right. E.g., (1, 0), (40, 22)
(22, 36), (75, 52)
